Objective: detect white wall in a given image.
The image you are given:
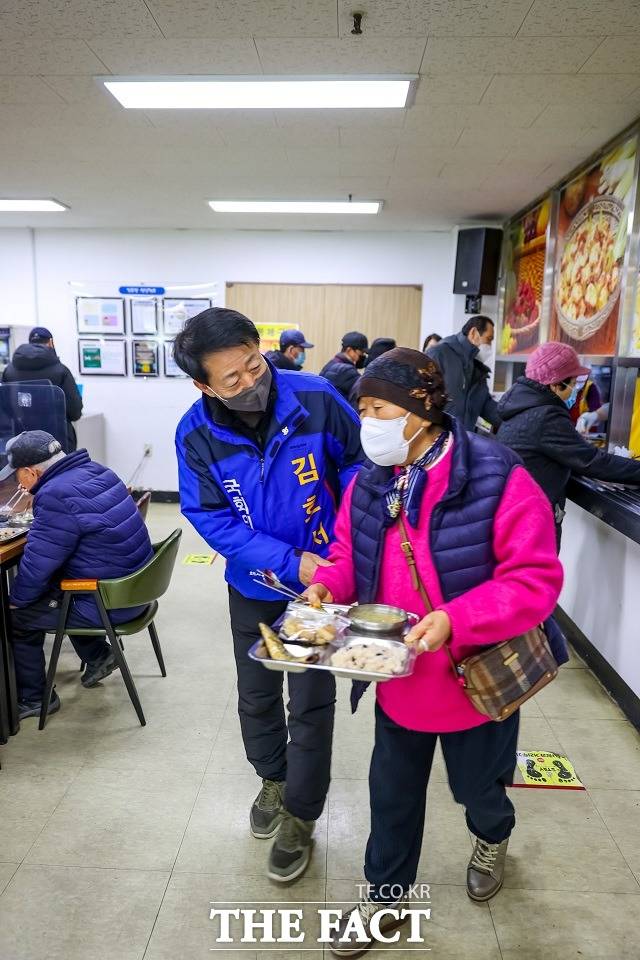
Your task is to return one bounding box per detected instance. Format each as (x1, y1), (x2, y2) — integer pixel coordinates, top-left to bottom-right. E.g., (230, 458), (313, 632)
(0, 227), (459, 489)
(0, 228), (37, 327)
(560, 501), (640, 698)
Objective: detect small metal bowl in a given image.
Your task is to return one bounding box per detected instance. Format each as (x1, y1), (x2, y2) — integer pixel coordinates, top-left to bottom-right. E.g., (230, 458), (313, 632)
(347, 603), (408, 636)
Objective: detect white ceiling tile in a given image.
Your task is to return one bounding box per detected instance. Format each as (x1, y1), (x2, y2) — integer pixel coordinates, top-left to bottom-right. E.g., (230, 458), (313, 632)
(147, 0), (337, 39)
(41, 76), (122, 105)
(89, 38), (262, 74)
(532, 102), (640, 131)
(519, 1), (640, 37)
(0, 102), (152, 129)
(482, 73), (640, 106)
(405, 102), (543, 130)
(274, 109), (407, 129)
(220, 125), (340, 147)
(338, 1), (533, 38)
(415, 74), (493, 105)
(422, 36), (601, 75)
(339, 127), (403, 148)
(255, 37), (426, 73)
(0, 76), (63, 105)
(145, 109), (277, 130)
(0, 0), (160, 39)
(0, 40), (104, 75)
(580, 37), (640, 74)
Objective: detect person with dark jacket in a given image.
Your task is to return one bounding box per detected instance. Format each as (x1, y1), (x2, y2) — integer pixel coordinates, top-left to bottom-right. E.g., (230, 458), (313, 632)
(319, 331), (369, 403)
(2, 327), (83, 451)
(427, 316), (499, 431)
(4, 431), (153, 720)
(174, 308), (363, 884)
(364, 338), (396, 366)
(497, 342), (640, 546)
(264, 329), (314, 371)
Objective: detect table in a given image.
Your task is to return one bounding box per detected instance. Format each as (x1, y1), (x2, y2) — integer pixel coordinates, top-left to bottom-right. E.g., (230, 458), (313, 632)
(0, 536), (26, 743)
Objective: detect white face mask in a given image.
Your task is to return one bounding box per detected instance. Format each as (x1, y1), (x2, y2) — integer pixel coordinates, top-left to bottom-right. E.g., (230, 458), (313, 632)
(360, 414), (424, 467)
(477, 342), (493, 367)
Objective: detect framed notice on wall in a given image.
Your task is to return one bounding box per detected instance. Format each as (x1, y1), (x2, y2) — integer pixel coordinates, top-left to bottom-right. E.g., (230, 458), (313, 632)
(76, 297), (125, 336)
(550, 136), (637, 355)
(132, 339), (159, 377)
(78, 338), (127, 376)
(163, 340), (187, 378)
(130, 297), (158, 335)
(162, 298), (211, 335)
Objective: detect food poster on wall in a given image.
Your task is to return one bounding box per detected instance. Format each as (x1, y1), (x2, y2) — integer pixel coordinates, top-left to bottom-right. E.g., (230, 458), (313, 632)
(132, 339), (159, 377)
(256, 322), (300, 353)
(551, 136), (637, 355)
(629, 270), (640, 355)
(500, 197), (551, 355)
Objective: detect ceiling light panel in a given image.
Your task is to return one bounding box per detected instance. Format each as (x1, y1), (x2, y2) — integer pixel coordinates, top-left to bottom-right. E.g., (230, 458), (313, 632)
(102, 76), (413, 109)
(0, 199), (68, 212)
(209, 200), (381, 214)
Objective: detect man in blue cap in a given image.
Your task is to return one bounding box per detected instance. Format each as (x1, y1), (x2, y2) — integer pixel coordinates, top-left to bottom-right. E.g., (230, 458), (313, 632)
(2, 327), (83, 450)
(2, 430), (153, 720)
(264, 329), (314, 371)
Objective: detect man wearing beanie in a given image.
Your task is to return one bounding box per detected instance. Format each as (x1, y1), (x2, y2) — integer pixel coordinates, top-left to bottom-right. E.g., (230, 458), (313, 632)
(2, 326), (83, 451)
(497, 341), (640, 546)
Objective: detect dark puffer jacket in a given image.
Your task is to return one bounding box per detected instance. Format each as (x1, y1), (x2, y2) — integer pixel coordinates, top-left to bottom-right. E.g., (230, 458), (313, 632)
(497, 376), (640, 509)
(10, 450), (153, 623)
(264, 349), (298, 371)
(427, 333), (499, 431)
(319, 353), (360, 404)
(2, 344), (83, 451)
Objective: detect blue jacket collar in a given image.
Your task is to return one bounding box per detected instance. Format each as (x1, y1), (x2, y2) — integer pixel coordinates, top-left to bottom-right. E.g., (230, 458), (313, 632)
(32, 449), (91, 495)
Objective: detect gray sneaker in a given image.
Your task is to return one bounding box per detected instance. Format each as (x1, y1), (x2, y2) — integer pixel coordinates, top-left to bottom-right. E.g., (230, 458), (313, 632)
(267, 811), (314, 883)
(330, 896), (408, 958)
(467, 837), (509, 902)
(250, 779), (285, 839)
(81, 651), (118, 688)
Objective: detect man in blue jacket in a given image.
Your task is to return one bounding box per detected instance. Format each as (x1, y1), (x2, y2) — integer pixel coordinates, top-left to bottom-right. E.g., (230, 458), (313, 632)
(174, 308), (363, 884)
(4, 431), (153, 720)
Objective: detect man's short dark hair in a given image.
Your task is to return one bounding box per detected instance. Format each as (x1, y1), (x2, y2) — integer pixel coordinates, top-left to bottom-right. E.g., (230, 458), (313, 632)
(461, 315), (494, 338)
(172, 308), (260, 381)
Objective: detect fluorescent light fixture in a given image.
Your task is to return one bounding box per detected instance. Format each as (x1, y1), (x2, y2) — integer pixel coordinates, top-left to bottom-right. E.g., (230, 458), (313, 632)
(0, 199), (67, 212)
(209, 200), (381, 215)
(102, 76), (413, 110)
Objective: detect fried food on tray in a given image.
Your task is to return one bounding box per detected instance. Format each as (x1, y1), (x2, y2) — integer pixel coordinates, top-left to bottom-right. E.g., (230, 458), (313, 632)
(258, 622), (318, 663)
(282, 615), (338, 645)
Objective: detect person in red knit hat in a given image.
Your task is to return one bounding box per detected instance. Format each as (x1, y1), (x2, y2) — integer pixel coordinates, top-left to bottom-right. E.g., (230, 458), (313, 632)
(497, 341), (640, 547)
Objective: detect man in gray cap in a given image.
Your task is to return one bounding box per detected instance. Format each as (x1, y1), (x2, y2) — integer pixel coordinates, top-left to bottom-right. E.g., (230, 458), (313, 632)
(2, 326), (83, 451)
(3, 430), (153, 719)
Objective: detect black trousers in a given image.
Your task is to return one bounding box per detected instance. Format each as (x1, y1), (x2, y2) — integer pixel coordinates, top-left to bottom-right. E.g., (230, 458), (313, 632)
(365, 703), (519, 895)
(11, 588), (110, 702)
(229, 585), (336, 822)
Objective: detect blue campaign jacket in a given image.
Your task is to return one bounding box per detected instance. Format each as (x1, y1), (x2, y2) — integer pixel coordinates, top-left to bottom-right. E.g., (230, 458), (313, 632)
(176, 366), (363, 600)
(10, 450), (153, 623)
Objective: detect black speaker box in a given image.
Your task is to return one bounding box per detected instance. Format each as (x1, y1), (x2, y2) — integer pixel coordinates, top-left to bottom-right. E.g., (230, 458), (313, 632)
(453, 227), (503, 296)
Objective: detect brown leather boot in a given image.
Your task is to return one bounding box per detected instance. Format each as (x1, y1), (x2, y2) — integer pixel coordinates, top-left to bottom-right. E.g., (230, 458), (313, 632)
(467, 837), (509, 902)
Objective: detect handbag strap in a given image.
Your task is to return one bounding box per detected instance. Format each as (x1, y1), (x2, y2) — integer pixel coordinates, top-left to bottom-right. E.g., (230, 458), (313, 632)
(397, 511), (460, 681)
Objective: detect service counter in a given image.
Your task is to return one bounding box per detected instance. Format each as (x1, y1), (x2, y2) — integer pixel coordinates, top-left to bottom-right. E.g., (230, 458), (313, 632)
(558, 478), (640, 726)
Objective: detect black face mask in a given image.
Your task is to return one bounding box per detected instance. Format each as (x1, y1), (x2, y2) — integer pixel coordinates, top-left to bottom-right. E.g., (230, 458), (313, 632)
(213, 367), (272, 413)
(355, 354), (366, 370)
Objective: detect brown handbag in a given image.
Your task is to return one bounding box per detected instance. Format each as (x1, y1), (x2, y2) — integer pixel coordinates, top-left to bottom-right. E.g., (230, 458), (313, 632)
(397, 513), (557, 722)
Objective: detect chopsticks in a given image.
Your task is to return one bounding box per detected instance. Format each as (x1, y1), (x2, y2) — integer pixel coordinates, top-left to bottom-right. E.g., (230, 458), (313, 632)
(252, 570), (311, 604)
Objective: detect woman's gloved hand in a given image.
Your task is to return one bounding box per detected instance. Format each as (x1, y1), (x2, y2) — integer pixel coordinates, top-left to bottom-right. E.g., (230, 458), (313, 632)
(404, 609), (451, 654)
(576, 410), (599, 434)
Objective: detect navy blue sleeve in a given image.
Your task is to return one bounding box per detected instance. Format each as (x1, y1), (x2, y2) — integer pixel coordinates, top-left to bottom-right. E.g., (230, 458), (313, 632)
(11, 493), (81, 606)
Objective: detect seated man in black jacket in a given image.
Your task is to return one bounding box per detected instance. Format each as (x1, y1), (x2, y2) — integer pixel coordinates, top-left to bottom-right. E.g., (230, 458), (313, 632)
(497, 341), (640, 547)
(319, 331), (368, 405)
(2, 327), (83, 451)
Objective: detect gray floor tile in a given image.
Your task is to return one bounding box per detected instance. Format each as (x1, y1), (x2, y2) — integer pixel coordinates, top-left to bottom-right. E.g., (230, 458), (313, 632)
(0, 864), (169, 960)
(490, 888), (640, 959)
(588, 788), (640, 881)
(536, 668), (623, 720)
(144, 874), (325, 960)
(0, 863), (19, 895)
(506, 788), (639, 893)
(0, 818), (44, 862)
(517, 715), (566, 753)
(0, 766), (79, 821)
(545, 718), (640, 790)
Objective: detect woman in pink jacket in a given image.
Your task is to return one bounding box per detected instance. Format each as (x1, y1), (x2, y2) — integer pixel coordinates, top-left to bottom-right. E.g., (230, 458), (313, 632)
(306, 348), (563, 955)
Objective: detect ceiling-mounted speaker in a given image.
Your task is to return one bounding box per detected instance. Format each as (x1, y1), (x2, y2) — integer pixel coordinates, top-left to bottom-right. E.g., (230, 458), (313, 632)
(453, 227), (503, 296)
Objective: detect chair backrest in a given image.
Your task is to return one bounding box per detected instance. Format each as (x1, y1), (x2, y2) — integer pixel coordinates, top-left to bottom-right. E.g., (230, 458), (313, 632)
(135, 490), (152, 520)
(98, 528), (182, 609)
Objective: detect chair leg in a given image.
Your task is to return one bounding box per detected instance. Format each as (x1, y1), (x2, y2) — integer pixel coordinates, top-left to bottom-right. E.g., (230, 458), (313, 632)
(148, 621), (166, 678)
(94, 596), (146, 727)
(39, 593), (72, 730)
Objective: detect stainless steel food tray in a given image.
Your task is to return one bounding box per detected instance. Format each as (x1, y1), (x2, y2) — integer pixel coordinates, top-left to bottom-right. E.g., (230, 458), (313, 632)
(249, 631), (418, 683)
(0, 525), (30, 544)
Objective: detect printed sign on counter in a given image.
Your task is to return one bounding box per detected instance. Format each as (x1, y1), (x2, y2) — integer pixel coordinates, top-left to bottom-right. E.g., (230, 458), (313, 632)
(78, 338), (127, 376)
